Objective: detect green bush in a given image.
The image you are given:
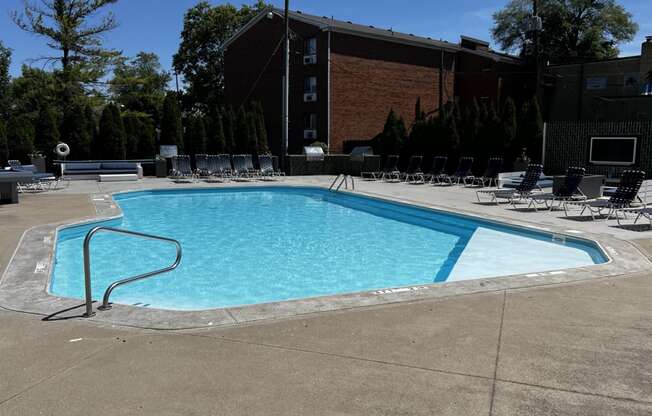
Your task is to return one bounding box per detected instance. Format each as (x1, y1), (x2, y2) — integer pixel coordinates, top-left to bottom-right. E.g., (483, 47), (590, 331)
(6, 114), (35, 162)
(377, 109), (406, 156)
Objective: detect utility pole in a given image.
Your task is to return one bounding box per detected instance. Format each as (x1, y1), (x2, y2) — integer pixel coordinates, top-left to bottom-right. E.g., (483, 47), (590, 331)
(532, 0), (542, 106)
(281, 0), (290, 168)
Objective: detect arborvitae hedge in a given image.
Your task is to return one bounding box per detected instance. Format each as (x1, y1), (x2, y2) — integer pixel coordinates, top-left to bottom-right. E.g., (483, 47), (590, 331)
(160, 92), (183, 152)
(252, 101), (269, 154)
(97, 103), (126, 159)
(6, 114), (35, 162)
(0, 118), (7, 165)
(34, 106), (60, 155)
(61, 103), (94, 160)
(185, 115), (207, 156)
(206, 109), (226, 154)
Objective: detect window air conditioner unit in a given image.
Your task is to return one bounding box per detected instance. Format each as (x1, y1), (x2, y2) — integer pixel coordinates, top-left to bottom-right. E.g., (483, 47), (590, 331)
(304, 92), (317, 102)
(304, 129), (317, 140)
(303, 54), (317, 65)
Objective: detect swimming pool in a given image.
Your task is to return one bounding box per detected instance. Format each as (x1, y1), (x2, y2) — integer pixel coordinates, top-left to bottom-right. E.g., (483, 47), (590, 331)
(50, 187), (607, 310)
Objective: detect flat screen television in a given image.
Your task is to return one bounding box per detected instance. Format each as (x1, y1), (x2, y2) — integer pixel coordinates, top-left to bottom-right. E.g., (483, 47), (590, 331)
(589, 137), (638, 166)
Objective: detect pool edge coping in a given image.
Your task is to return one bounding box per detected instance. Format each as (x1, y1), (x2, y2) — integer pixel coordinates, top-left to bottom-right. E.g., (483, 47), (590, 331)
(1, 183), (650, 330)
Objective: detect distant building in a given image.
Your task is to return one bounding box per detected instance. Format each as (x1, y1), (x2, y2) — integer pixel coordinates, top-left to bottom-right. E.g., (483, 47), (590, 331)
(546, 36), (652, 121)
(223, 8), (531, 154)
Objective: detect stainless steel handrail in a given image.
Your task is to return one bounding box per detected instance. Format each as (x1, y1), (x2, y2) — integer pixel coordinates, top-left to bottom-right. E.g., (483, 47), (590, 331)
(82, 226), (182, 317)
(329, 174), (355, 191)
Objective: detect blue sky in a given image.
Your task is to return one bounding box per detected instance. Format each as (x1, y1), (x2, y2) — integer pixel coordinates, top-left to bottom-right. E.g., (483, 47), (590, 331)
(1, 0), (651, 79)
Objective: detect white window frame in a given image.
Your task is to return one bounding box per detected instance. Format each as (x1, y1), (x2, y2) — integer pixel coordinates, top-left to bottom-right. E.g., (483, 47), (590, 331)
(589, 136), (638, 166)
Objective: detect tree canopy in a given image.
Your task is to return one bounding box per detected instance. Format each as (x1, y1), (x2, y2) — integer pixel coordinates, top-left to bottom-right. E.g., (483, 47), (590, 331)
(173, 0), (267, 110)
(492, 0), (638, 62)
(110, 52), (171, 121)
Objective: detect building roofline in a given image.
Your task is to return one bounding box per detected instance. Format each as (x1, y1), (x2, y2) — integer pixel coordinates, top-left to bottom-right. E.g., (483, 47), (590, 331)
(547, 55), (641, 68)
(223, 7), (522, 64)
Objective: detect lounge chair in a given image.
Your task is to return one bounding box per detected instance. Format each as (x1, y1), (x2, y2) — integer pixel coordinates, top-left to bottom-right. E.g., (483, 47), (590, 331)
(476, 164), (544, 206)
(7, 160), (60, 191)
(416, 156), (448, 184)
(169, 155), (194, 183)
(232, 155), (253, 181)
(400, 155), (423, 183)
(614, 180), (652, 226)
(216, 154), (233, 179)
(526, 167), (586, 212)
(362, 155), (399, 180)
(565, 169), (645, 221)
(258, 154), (284, 180)
(441, 157), (474, 185)
(470, 158), (503, 188)
(194, 154), (212, 179)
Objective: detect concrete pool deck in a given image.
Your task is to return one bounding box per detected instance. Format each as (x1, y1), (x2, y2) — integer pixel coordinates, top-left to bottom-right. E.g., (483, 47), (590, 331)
(1, 177), (652, 414)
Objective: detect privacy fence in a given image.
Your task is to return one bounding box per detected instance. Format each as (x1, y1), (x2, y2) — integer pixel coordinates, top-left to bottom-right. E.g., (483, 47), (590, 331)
(544, 121), (652, 178)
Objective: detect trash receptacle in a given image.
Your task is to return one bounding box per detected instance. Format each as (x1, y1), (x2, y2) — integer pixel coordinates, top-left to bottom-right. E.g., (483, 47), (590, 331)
(155, 158), (168, 178)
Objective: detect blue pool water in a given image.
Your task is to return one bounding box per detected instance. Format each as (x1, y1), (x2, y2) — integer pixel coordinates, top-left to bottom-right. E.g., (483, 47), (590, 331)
(51, 187), (607, 310)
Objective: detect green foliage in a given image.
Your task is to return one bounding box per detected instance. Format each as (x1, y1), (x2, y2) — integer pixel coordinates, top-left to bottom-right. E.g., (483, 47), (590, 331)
(501, 98), (518, 159)
(222, 106), (236, 153)
(517, 97), (544, 162)
(34, 106), (60, 155)
(459, 99), (481, 155)
(173, 1), (268, 109)
(206, 110), (226, 154)
(97, 103), (126, 159)
(11, 2), (120, 70)
(378, 109), (406, 156)
(414, 97), (425, 123)
(251, 101), (269, 154)
(110, 52), (171, 122)
(10, 66), (59, 120)
(122, 115), (156, 158)
(0, 41), (11, 119)
(160, 93), (183, 152)
(185, 115), (208, 156)
(0, 118), (7, 164)
(492, 0), (638, 62)
(6, 114), (35, 162)
(61, 102), (94, 160)
(245, 110), (259, 155)
(234, 106), (250, 154)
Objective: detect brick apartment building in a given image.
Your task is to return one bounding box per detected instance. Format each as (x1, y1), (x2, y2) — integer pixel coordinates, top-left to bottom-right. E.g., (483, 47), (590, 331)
(546, 36), (652, 121)
(223, 7), (531, 155)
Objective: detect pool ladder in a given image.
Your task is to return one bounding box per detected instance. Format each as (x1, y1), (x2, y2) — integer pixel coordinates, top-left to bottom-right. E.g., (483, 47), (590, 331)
(82, 226), (182, 317)
(329, 174), (355, 192)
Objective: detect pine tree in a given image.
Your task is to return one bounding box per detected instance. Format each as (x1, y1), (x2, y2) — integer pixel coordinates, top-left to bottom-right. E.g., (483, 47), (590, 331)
(34, 106), (60, 155)
(97, 103), (126, 159)
(61, 103), (93, 159)
(160, 92), (183, 152)
(6, 114), (35, 162)
(207, 110), (226, 154)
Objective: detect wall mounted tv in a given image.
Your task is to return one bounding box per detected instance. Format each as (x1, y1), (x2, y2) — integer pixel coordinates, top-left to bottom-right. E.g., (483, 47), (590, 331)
(589, 136), (638, 166)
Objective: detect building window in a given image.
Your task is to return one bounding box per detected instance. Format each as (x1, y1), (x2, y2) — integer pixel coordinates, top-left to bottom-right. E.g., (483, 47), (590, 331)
(304, 76), (317, 93)
(304, 113), (318, 130)
(305, 38), (317, 55)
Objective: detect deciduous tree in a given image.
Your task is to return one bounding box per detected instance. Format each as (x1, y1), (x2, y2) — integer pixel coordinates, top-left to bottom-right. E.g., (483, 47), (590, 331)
(492, 0), (638, 62)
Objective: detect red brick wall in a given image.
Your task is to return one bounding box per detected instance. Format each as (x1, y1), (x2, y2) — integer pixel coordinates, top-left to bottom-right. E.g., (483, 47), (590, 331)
(329, 53), (454, 153)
